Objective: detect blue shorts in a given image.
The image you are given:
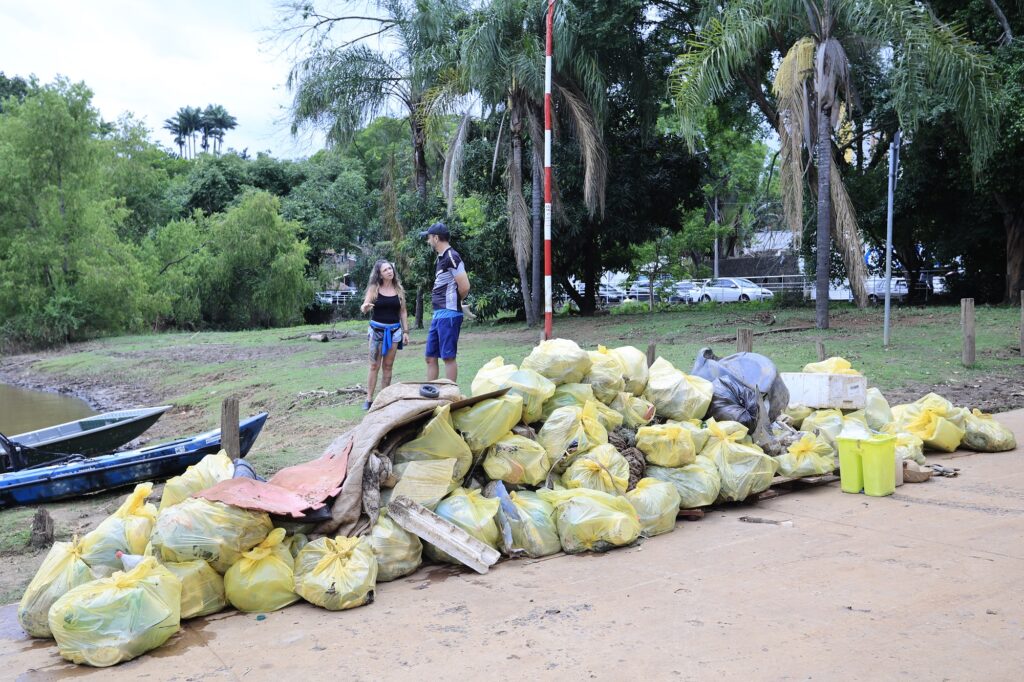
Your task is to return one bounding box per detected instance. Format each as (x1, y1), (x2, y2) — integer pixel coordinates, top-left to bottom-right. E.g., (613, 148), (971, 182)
(425, 315), (462, 360)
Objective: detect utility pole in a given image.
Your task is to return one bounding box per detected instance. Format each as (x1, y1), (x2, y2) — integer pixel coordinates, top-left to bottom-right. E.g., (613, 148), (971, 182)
(543, 0), (555, 339)
(883, 130), (901, 347)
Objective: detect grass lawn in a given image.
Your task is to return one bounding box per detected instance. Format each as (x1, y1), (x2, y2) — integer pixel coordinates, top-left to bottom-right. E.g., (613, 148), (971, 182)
(1, 302), (1022, 602)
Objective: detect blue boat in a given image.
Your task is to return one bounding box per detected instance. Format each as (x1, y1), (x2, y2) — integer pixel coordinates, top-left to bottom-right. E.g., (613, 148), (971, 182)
(0, 413), (268, 509)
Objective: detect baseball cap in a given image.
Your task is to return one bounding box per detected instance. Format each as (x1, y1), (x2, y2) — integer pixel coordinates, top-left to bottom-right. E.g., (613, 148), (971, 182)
(419, 222), (450, 238)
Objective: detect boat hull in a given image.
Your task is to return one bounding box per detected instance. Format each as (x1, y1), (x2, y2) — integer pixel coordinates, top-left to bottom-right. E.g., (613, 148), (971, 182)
(0, 413), (267, 509)
(9, 406), (172, 463)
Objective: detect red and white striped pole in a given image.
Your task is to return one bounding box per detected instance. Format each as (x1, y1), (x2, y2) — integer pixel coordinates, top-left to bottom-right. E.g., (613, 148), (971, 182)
(543, 0), (555, 339)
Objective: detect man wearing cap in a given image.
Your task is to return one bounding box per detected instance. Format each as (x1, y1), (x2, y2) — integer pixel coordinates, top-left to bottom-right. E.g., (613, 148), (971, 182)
(420, 222), (470, 382)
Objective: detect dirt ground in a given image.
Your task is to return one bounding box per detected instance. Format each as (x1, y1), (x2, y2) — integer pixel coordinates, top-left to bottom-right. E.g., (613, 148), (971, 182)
(4, 411), (1022, 680)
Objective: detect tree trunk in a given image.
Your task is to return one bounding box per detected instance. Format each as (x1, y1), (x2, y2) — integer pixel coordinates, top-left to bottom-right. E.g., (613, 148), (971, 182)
(415, 286), (424, 330)
(997, 194), (1024, 302)
(411, 117), (428, 199)
(580, 230), (598, 315)
(815, 107), (832, 330)
(531, 151), (543, 322)
(509, 107), (535, 327)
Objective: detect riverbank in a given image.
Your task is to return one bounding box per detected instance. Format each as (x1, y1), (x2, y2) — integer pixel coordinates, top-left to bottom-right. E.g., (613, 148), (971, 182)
(1, 304), (1023, 602)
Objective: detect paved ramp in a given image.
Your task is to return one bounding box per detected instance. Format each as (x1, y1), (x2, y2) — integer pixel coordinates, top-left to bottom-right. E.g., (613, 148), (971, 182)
(5, 412), (1024, 680)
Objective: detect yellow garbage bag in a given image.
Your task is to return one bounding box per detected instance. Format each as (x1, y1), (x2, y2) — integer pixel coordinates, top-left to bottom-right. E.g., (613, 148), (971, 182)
(224, 528), (298, 613)
(521, 338), (593, 384)
(913, 393), (969, 429)
(80, 483), (158, 573)
(626, 478), (681, 537)
(865, 388), (893, 430)
(538, 488), (641, 553)
(882, 428), (926, 466)
(783, 405), (814, 429)
(387, 459), (458, 510)
(610, 345), (649, 395)
(775, 433), (835, 478)
(452, 395), (524, 454)
(646, 456), (721, 509)
(537, 403), (608, 466)
(592, 399), (624, 431)
(424, 488), (501, 564)
(636, 422), (698, 467)
(284, 533), (308, 559)
(497, 369), (557, 424)
(561, 443), (630, 495)
(483, 433), (552, 486)
(18, 537), (98, 638)
(369, 511), (422, 582)
(162, 559), (225, 619)
(840, 412), (872, 439)
(395, 404), (473, 480)
(541, 383), (596, 421)
(802, 356), (860, 375)
(505, 491), (561, 558)
(610, 391), (655, 428)
(962, 409), (1016, 452)
(643, 357), (713, 421)
(294, 536), (377, 611)
(159, 452), (234, 511)
(703, 419), (778, 501)
(471, 356), (518, 395)
(903, 408), (965, 452)
(48, 557), (181, 667)
(151, 498), (272, 574)
(583, 346), (626, 404)
(672, 419), (711, 453)
(699, 417), (751, 452)
(801, 409), (844, 448)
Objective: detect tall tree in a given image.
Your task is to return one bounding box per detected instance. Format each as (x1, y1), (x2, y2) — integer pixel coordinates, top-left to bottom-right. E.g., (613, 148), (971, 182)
(671, 0), (1000, 328)
(281, 0), (464, 199)
(453, 0), (609, 326)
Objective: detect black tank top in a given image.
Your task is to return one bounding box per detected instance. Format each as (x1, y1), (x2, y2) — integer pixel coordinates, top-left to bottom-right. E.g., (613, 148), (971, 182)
(371, 293), (401, 324)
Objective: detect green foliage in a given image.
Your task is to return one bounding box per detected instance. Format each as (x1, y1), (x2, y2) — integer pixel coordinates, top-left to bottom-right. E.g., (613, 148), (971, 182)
(0, 79), (153, 348)
(198, 191), (312, 328)
(281, 153), (370, 265)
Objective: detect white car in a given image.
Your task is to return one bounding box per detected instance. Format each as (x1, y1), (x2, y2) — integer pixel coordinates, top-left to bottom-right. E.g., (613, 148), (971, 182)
(865, 277), (909, 303)
(698, 278), (775, 303)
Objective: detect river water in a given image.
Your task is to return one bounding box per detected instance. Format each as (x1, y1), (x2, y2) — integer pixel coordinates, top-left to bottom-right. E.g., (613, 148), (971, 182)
(0, 384), (95, 435)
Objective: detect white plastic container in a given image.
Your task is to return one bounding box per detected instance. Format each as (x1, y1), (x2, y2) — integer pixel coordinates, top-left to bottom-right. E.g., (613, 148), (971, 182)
(895, 454), (905, 487)
(781, 372), (867, 410)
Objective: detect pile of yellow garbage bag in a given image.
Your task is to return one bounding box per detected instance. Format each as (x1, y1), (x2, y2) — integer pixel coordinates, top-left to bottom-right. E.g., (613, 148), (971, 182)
(19, 342), (1018, 669)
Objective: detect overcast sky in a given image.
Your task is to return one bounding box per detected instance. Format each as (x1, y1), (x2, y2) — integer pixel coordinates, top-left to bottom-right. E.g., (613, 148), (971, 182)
(0, 0), (347, 158)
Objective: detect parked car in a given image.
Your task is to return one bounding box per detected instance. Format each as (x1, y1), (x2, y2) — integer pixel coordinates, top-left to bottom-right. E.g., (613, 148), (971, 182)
(315, 290), (355, 306)
(667, 280), (700, 304)
(626, 277), (676, 301)
(864, 277), (908, 304)
(573, 282), (627, 304)
(698, 278), (775, 303)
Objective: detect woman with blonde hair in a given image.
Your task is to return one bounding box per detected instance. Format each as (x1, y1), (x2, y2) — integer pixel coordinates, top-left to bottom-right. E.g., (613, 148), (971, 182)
(360, 259), (410, 410)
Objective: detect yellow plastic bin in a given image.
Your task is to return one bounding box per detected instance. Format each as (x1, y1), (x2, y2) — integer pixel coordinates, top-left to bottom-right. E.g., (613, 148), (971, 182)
(839, 434), (896, 497)
(836, 436), (863, 494)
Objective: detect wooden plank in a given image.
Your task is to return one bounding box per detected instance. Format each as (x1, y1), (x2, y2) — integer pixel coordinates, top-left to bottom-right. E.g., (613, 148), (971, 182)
(677, 509), (705, 521)
(815, 339), (826, 362)
(646, 341), (657, 367)
(221, 396), (240, 460)
(1019, 290), (1023, 358)
(961, 298), (975, 367)
(737, 328), (753, 353)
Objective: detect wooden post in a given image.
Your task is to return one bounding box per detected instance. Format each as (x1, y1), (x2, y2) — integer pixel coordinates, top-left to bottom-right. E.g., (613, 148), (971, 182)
(961, 298), (975, 367)
(1019, 290), (1023, 358)
(737, 328), (753, 353)
(646, 341), (657, 367)
(221, 396), (240, 460)
(815, 339), (826, 362)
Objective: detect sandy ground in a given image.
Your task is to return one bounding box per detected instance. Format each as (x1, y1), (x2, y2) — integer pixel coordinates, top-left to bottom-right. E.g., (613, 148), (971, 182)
(3, 412), (1022, 681)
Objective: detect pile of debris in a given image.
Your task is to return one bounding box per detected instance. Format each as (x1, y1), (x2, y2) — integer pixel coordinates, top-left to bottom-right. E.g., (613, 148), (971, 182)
(17, 341), (1017, 667)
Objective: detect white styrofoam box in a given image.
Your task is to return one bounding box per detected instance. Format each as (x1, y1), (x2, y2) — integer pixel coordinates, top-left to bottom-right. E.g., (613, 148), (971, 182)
(780, 372), (867, 410)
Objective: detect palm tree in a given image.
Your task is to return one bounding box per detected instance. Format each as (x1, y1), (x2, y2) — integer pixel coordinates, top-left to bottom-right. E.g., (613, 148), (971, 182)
(452, 0), (608, 327)
(171, 106), (203, 159)
(283, 0), (464, 199)
(671, 0), (999, 328)
(163, 116), (185, 157)
(201, 104), (237, 154)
